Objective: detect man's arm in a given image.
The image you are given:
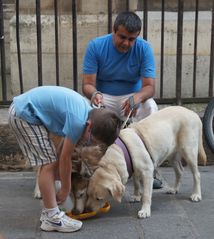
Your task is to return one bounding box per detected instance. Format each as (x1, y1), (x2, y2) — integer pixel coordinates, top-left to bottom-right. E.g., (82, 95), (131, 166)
(82, 73), (103, 106)
(135, 77), (155, 103)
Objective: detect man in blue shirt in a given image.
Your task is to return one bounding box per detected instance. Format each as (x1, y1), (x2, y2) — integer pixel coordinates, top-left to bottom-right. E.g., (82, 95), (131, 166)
(82, 11), (161, 189)
(8, 86), (121, 232)
(82, 11), (158, 122)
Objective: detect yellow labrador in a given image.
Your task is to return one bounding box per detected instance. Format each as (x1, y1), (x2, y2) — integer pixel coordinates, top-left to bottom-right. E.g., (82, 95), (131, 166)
(86, 106), (207, 218)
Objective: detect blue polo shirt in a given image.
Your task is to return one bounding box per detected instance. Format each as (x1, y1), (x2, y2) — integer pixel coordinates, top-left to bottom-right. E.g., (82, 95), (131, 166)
(13, 86), (92, 144)
(83, 33), (156, 95)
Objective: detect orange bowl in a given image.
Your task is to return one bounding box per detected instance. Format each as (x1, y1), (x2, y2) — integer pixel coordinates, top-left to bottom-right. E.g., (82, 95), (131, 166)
(66, 202), (110, 220)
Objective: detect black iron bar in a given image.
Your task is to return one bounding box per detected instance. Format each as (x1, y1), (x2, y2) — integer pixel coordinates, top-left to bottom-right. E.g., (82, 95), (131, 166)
(209, 0), (214, 97)
(160, 0), (165, 98)
(126, 0), (129, 11)
(176, 0), (184, 105)
(16, 0), (23, 93)
(72, 0), (78, 91)
(143, 0), (148, 40)
(0, 0), (7, 101)
(36, 0), (43, 86)
(108, 0), (112, 33)
(54, 0), (59, 85)
(193, 0), (198, 97)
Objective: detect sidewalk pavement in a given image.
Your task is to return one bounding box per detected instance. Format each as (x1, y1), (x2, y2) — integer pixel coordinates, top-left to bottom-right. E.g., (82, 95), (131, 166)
(0, 166), (214, 239)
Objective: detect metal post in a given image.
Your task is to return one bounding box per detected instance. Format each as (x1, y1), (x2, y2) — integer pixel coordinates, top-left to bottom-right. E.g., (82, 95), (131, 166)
(36, 0), (43, 86)
(160, 0), (165, 98)
(209, 0), (214, 97)
(0, 0), (7, 101)
(193, 0), (198, 97)
(108, 0), (112, 33)
(54, 0), (59, 86)
(176, 0), (183, 105)
(72, 0), (78, 91)
(126, 0), (129, 11)
(16, 0), (23, 93)
(143, 0), (148, 40)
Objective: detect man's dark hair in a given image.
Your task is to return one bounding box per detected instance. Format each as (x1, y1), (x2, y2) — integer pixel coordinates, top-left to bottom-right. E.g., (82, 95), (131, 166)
(89, 108), (121, 146)
(113, 11), (142, 33)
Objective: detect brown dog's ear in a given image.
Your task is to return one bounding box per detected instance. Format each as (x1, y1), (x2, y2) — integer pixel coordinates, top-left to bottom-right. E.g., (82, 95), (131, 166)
(107, 182), (125, 202)
(72, 145), (105, 177)
(80, 145), (105, 165)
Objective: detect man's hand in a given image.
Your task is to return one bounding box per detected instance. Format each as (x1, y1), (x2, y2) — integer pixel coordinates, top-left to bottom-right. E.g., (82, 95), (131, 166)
(91, 91), (104, 108)
(122, 94), (141, 117)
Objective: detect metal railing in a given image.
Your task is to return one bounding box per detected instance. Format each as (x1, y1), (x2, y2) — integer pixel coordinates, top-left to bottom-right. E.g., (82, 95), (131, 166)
(0, 0), (7, 104)
(0, 0), (214, 106)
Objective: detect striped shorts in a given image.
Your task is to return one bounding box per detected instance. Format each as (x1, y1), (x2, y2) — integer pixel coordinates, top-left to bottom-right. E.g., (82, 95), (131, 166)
(8, 103), (57, 166)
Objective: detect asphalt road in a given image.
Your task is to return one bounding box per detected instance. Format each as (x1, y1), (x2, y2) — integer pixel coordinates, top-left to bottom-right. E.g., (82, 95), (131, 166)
(0, 166), (214, 239)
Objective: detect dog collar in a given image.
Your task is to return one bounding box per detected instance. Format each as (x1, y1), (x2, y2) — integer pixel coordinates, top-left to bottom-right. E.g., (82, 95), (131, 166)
(115, 137), (134, 178)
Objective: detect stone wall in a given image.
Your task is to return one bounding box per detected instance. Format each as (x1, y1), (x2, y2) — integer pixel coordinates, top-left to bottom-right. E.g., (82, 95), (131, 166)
(8, 11), (212, 99)
(2, 0), (214, 100)
(17, 0), (214, 14)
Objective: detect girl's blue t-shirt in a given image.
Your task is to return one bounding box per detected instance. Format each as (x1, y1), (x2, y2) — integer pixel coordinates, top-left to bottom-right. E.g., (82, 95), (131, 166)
(83, 33), (156, 96)
(13, 86), (92, 144)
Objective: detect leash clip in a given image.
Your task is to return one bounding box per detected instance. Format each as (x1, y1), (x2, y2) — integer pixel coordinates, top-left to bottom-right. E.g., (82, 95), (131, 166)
(121, 95), (140, 129)
(91, 103), (105, 109)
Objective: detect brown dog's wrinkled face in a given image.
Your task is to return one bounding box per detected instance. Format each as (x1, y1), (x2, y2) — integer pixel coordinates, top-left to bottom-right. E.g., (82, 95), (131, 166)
(86, 164), (125, 212)
(70, 145), (106, 214)
(71, 173), (89, 214)
(72, 145), (105, 178)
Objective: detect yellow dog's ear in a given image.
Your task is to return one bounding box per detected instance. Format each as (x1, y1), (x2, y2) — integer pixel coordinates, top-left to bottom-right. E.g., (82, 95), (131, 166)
(107, 182), (125, 202)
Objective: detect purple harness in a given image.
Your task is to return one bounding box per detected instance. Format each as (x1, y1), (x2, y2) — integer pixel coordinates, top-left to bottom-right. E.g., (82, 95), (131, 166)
(115, 137), (134, 178)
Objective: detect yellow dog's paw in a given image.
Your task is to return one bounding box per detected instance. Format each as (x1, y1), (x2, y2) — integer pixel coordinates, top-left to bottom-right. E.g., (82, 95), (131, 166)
(166, 187), (178, 195)
(190, 193), (201, 202)
(138, 207), (151, 219)
(34, 189), (42, 199)
(129, 195), (141, 203)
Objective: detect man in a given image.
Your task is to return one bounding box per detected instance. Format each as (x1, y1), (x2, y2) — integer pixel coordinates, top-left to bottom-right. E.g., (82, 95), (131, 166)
(82, 11), (161, 188)
(8, 86), (121, 232)
(82, 11), (158, 122)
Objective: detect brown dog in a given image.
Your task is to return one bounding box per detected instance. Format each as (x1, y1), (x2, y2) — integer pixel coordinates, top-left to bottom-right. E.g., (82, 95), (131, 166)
(34, 133), (104, 213)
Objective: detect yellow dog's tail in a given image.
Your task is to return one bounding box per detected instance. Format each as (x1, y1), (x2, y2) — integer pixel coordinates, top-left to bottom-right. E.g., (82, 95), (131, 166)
(198, 134), (207, 166)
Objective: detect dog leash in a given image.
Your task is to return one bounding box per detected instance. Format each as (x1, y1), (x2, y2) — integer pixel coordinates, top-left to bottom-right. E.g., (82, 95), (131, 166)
(91, 95), (140, 129)
(92, 101), (132, 129)
(121, 95), (140, 129)
(121, 109), (133, 129)
(91, 103), (105, 109)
